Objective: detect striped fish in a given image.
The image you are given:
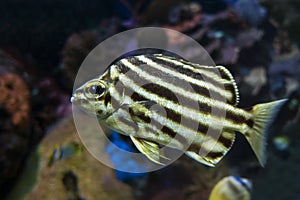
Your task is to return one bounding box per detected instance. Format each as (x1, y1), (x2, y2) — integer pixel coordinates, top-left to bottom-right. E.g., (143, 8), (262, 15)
(209, 176), (252, 200)
(71, 54), (287, 167)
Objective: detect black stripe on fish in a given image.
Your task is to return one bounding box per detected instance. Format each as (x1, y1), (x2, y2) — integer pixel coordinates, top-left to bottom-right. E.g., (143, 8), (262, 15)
(188, 144), (225, 160)
(148, 55), (239, 106)
(145, 55), (238, 105)
(130, 83), (182, 124)
(161, 126), (188, 145)
(224, 84), (237, 105)
(207, 151), (225, 160)
(129, 83), (193, 145)
(147, 55), (229, 89)
(197, 123), (233, 149)
(191, 83), (232, 104)
(226, 111), (254, 127)
(157, 55), (233, 82)
(133, 112), (189, 145)
(126, 56), (146, 66)
(129, 105), (152, 123)
(219, 133), (234, 149)
(117, 114), (139, 133)
(104, 93), (111, 107)
(124, 58), (222, 108)
(228, 179), (241, 194)
(142, 55), (230, 104)
(136, 55), (236, 105)
(115, 61), (131, 74)
(119, 64), (250, 128)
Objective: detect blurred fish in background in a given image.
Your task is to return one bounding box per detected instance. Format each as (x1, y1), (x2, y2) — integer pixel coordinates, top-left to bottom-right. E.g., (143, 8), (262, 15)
(47, 142), (83, 167)
(209, 176), (252, 200)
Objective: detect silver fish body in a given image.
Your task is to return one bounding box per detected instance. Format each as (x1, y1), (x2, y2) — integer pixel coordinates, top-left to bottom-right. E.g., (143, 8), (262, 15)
(71, 54), (287, 166)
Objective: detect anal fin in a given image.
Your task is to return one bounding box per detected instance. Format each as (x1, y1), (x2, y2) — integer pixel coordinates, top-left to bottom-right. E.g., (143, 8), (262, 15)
(185, 151), (215, 167)
(185, 130), (235, 167)
(130, 135), (166, 165)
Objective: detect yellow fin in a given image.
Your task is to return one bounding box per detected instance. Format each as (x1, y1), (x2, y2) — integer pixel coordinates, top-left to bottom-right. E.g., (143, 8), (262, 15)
(130, 135), (165, 165)
(185, 151), (215, 167)
(244, 99), (288, 166)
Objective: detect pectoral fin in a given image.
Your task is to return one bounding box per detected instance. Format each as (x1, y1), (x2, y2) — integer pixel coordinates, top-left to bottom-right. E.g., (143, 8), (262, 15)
(128, 101), (154, 124)
(130, 135), (166, 165)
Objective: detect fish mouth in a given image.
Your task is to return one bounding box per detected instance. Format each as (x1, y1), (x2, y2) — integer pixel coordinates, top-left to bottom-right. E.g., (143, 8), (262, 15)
(70, 94), (78, 104)
(70, 96), (89, 106)
(70, 96), (75, 103)
(70, 88), (82, 105)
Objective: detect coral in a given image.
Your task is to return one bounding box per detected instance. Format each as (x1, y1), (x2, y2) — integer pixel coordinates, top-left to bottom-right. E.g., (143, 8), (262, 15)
(141, 0), (202, 32)
(0, 50), (33, 198)
(0, 73), (30, 127)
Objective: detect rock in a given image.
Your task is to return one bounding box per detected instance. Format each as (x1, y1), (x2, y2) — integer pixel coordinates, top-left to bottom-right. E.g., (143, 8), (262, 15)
(8, 114), (134, 200)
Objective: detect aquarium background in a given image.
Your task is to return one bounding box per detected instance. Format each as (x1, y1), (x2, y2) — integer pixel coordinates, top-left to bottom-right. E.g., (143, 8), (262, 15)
(0, 0), (300, 199)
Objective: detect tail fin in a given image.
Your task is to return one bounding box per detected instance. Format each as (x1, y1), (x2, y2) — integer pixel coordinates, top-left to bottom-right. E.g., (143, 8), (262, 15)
(244, 99), (288, 167)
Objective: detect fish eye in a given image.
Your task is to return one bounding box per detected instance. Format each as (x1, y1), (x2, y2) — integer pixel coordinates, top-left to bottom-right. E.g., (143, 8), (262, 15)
(88, 85), (105, 95)
(84, 81), (106, 99)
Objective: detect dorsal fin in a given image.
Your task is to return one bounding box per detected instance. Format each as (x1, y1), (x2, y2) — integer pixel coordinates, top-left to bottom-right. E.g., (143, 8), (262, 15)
(215, 65), (240, 106)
